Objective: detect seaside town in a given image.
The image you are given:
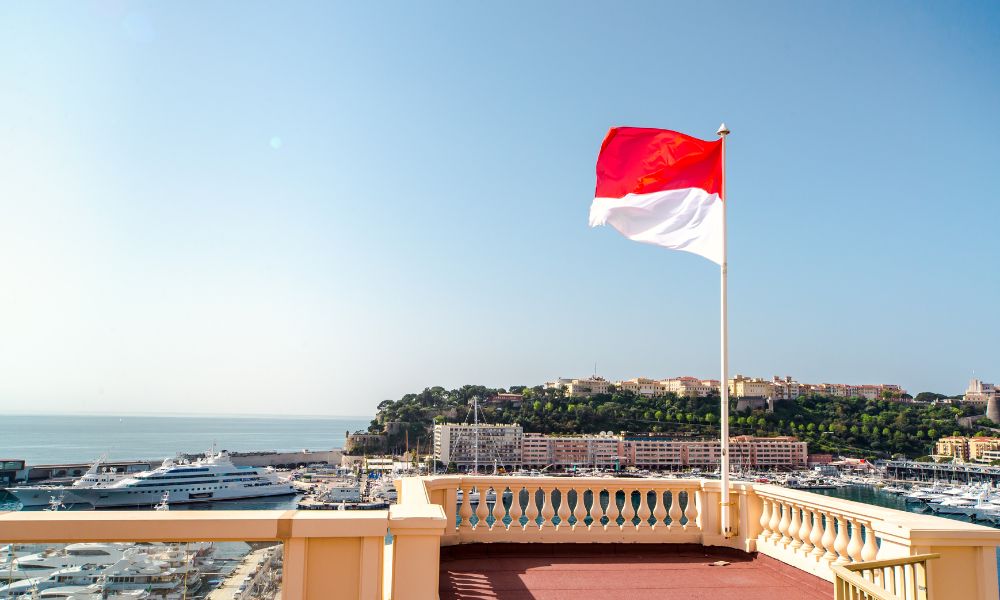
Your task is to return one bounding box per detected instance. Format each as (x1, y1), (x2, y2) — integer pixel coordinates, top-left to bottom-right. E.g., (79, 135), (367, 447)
(3, 375), (1000, 598)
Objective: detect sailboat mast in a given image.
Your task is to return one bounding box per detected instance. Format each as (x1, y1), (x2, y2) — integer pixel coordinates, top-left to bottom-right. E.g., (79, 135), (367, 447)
(473, 395), (479, 474)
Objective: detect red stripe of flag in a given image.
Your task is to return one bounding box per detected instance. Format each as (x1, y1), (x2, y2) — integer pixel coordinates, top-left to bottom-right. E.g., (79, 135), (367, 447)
(595, 127), (723, 199)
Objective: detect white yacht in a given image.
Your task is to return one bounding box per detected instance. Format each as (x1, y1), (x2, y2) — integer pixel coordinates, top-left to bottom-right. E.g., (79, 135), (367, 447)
(6, 458), (129, 508)
(67, 451), (295, 508)
(321, 482), (362, 503)
(98, 549), (202, 597)
(0, 564), (107, 597)
(1, 545), (128, 582)
(38, 587), (149, 600)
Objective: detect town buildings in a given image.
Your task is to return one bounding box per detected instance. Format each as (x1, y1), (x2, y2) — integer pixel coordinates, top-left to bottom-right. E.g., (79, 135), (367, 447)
(433, 424), (807, 471)
(934, 436), (1000, 463)
(543, 377), (612, 397)
(965, 379), (997, 407)
(545, 374), (906, 401)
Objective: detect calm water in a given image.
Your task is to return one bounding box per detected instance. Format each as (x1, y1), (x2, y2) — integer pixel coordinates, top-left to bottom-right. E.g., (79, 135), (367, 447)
(0, 414), (369, 511)
(0, 414), (370, 465)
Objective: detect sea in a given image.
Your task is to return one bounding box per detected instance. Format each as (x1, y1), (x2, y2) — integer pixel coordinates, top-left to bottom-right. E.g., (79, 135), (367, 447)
(0, 413), (370, 511)
(0, 414), (370, 465)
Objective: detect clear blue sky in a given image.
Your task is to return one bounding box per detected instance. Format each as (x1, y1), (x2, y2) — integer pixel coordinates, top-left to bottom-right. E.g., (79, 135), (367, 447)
(1, 2), (997, 416)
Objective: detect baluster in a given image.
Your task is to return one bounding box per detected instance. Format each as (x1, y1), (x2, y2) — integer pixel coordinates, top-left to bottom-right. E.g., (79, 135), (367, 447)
(809, 508), (826, 558)
(668, 489), (682, 531)
(758, 498), (772, 542)
(777, 501), (792, 546)
(833, 514), (851, 564)
(509, 486), (524, 531)
(556, 488), (571, 530)
(846, 517), (863, 563)
(606, 488), (622, 529)
(860, 521), (878, 562)
(475, 487), (489, 530)
(488, 486), (503, 530)
(652, 489), (667, 529)
(788, 504), (803, 549)
(767, 498), (782, 542)
(636, 488), (652, 530)
(458, 485), (473, 531)
(597, 488), (610, 529)
(809, 507), (825, 558)
(683, 489), (698, 530)
(572, 488), (588, 530)
(797, 505), (813, 553)
(820, 511), (838, 562)
(621, 488), (638, 529)
(525, 486), (541, 530)
(540, 486), (556, 530)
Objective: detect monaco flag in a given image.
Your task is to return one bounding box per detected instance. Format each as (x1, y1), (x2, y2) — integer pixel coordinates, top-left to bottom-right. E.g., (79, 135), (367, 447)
(589, 127), (724, 264)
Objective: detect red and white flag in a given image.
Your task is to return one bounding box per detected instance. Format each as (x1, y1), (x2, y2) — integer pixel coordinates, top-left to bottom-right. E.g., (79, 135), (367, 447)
(589, 127), (724, 264)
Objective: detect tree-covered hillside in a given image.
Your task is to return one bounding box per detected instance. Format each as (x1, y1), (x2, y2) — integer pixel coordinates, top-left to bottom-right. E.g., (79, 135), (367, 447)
(363, 384), (981, 459)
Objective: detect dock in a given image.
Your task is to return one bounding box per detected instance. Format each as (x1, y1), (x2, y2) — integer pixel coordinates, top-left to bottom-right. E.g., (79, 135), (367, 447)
(207, 544), (282, 600)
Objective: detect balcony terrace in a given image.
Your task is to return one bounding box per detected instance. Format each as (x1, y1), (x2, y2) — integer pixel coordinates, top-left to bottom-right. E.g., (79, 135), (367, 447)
(3, 476), (1000, 599)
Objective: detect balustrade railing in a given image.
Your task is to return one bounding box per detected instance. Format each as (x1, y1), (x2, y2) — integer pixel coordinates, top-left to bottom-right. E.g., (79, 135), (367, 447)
(415, 476), (748, 546)
(831, 553), (938, 600)
(4, 478), (999, 600)
(756, 487), (879, 567)
(752, 484), (1000, 599)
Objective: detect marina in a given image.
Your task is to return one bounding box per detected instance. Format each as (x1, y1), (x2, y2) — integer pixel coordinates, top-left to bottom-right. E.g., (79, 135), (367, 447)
(0, 541), (255, 599)
(5, 452), (296, 510)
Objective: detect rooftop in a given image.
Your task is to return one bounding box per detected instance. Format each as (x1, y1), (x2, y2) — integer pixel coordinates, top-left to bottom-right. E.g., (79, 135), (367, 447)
(440, 543), (830, 600)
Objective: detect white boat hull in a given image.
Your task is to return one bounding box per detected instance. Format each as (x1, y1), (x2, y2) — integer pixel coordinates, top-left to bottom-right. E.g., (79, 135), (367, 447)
(69, 484), (296, 508)
(4, 488), (82, 508)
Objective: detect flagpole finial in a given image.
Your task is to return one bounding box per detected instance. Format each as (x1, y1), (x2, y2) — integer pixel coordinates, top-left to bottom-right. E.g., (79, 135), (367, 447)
(717, 123), (730, 137)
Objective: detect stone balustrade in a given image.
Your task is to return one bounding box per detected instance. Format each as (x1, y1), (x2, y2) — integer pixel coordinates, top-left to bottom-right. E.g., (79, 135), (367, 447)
(413, 476), (749, 547)
(751, 484), (1000, 599)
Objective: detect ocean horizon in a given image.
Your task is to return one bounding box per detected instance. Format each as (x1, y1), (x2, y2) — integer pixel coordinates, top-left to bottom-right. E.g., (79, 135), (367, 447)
(0, 414), (372, 465)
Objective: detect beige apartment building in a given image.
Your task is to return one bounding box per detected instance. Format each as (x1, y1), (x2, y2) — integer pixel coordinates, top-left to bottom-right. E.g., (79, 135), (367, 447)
(935, 436), (970, 461)
(622, 435), (807, 470)
(615, 377), (663, 397)
(521, 433), (622, 469)
(433, 424), (523, 469)
(659, 376), (720, 398)
(932, 436), (1000, 463)
(544, 376), (612, 398)
(968, 438), (1000, 462)
(729, 375), (774, 398)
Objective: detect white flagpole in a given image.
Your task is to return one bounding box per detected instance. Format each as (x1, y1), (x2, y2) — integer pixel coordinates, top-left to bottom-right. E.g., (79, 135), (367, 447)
(717, 122), (732, 538)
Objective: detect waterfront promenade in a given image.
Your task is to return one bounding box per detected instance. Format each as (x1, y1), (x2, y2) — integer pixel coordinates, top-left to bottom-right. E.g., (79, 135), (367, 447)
(207, 545), (282, 600)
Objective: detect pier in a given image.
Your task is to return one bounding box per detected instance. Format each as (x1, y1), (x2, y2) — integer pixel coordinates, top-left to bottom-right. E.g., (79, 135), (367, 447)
(885, 459), (1000, 484)
(207, 544), (283, 600)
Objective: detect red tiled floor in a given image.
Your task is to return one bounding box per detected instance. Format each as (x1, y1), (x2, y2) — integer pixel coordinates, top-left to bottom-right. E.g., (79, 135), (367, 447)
(439, 544), (832, 600)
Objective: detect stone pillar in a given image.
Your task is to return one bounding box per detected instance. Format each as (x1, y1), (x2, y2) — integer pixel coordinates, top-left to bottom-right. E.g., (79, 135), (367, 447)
(987, 396), (1000, 424)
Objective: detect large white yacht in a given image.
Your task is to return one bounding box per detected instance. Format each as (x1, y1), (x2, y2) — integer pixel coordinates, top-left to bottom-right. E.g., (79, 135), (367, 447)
(67, 451), (295, 508)
(6, 458), (130, 508)
(1, 544), (128, 582)
(0, 564), (106, 598)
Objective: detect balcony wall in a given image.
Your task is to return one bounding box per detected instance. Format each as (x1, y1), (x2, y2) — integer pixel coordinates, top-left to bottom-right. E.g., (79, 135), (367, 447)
(403, 476), (1000, 600)
(4, 477), (1000, 599)
(0, 505), (446, 600)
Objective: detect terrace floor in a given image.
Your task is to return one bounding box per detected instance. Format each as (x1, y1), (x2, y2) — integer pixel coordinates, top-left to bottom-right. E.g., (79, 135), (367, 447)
(440, 544), (833, 600)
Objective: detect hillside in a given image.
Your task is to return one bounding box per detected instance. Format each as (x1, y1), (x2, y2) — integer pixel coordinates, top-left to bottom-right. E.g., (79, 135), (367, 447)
(362, 384), (981, 459)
